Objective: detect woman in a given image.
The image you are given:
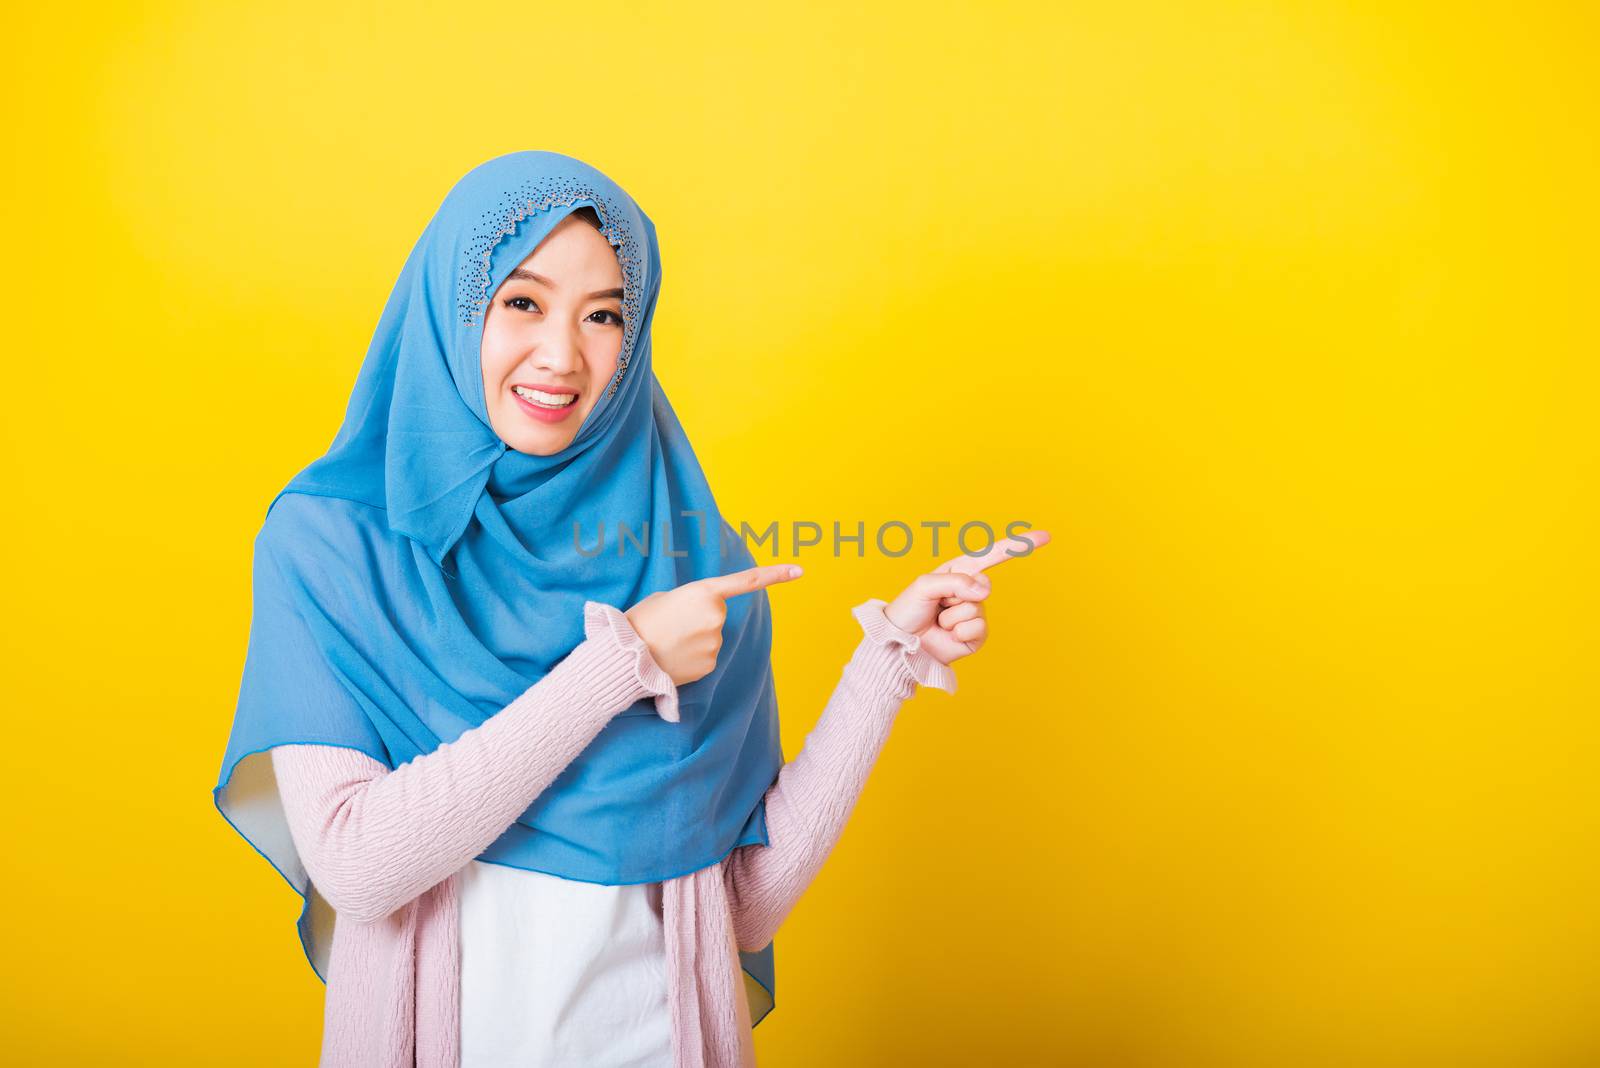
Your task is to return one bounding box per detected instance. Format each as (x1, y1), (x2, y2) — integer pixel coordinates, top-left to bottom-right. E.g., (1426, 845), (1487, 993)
(213, 150), (1049, 1068)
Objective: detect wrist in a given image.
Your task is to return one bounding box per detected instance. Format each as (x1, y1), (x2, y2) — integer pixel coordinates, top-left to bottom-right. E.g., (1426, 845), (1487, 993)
(851, 598), (959, 696)
(583, 600), (681, 722)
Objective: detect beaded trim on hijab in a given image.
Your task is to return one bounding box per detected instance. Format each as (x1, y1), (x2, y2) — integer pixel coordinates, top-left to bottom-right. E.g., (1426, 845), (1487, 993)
(456, 176), (643, 397)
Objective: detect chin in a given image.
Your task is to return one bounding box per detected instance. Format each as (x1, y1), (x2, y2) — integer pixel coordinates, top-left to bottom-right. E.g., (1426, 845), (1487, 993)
(505, 433), (571, 457)
(488, 401), (577, 456)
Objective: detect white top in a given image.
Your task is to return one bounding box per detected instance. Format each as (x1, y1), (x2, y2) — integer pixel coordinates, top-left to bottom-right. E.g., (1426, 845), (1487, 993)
(457, 858), (674, 1067)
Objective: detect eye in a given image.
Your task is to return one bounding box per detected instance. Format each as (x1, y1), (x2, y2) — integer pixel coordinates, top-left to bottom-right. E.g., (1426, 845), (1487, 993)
(588, 310), (624, 326)
(504, 296), (540, 313)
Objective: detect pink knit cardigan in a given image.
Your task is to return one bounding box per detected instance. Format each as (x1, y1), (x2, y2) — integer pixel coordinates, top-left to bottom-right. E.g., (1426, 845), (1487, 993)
(266, 597), (957, 1068)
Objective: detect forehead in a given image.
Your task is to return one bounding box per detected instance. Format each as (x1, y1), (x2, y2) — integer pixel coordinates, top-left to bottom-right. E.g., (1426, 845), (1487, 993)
(515, 215), (625, 272)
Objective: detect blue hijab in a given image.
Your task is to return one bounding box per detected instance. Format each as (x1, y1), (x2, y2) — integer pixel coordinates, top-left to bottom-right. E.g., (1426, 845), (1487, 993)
(213, 150), (781, 1023)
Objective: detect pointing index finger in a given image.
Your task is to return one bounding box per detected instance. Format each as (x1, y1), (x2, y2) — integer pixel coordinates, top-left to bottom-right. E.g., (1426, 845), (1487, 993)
(936, 529), (1052, 577)
(697, 563), (805, 600)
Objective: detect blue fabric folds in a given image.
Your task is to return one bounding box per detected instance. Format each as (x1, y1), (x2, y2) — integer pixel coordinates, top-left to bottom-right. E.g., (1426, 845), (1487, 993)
(213, 150), (781, 1021)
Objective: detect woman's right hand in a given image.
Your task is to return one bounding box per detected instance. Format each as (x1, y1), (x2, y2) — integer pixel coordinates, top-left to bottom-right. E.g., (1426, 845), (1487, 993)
(625, 564), (804, 686)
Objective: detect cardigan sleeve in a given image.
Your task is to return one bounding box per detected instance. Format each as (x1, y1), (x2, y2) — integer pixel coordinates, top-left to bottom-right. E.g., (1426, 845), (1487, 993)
(270, 600), (677, 925)
(721, 598), (957, 953)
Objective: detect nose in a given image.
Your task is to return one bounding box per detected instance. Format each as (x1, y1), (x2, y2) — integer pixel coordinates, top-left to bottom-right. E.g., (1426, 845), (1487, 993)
(530, 319), (582, 376)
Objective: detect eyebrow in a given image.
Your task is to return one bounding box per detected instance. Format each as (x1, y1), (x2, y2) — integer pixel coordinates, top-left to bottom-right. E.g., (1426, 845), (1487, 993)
(506, 268), (623, 301)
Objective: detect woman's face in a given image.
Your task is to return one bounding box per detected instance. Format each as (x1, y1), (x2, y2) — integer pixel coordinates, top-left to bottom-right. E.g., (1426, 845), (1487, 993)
(480, 212), (626, 455)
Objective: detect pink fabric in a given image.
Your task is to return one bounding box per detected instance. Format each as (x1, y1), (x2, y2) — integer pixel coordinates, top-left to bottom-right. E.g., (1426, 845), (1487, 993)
(269, 597), (956, 1068)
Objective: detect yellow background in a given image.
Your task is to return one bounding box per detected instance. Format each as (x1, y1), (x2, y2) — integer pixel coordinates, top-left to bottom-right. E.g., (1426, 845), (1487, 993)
(3, 2), (1596, 1065)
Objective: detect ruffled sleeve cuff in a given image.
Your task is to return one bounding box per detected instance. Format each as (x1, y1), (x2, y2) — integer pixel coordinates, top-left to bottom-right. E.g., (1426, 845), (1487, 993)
(850, 597), (959, 695)
(582, 600), (681, 723)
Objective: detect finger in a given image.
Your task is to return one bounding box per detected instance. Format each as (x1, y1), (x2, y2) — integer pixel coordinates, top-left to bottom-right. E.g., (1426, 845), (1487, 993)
(696, 563), (805, 600)
(937, 572), (990, 608)
(937, 600), (983, 629)
(934, 528), (1051, 577)
(951, 617), (987, 646)
(903, 572), (991, 607)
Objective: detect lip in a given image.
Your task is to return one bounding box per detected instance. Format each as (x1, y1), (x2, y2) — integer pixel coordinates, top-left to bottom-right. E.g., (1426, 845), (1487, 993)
(510, 384), (580, 424)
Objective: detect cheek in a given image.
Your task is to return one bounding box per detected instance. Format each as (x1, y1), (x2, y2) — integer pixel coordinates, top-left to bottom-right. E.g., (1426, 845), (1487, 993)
(479, 328), (517, 388)
(587, 336), (623, 379)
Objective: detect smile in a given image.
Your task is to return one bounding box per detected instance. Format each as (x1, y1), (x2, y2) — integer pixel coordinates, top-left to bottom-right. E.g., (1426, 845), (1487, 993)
(511, 385), (577, 408)
(510, 384), (581, 424)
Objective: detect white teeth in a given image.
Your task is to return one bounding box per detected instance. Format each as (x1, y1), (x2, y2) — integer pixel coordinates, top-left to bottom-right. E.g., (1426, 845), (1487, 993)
(513, 385), (577, 407)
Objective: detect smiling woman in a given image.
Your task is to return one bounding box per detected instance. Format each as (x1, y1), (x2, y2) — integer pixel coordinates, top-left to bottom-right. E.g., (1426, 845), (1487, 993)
(482, 206), (627, 452)
(212, 149), (1042, 1068)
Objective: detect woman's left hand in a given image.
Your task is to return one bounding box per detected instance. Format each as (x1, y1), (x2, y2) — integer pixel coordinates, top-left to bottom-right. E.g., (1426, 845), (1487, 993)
(881, 529), (1051, 665)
